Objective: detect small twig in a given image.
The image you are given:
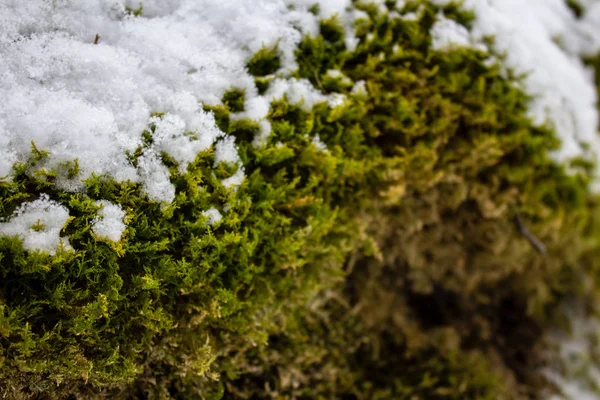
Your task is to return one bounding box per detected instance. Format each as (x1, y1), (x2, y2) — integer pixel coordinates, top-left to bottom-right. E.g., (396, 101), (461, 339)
(93, 34), (100, 45)
(313, 68), (326, 94)
(514, 212), (547, 254)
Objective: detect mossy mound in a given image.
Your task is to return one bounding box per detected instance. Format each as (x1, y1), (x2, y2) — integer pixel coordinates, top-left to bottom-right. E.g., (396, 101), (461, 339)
(1, 1), (599, 399)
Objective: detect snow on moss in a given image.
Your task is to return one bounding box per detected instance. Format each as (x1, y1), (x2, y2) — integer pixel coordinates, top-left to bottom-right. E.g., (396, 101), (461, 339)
(150, 110), (223, 173)
(202, 207), (223, 226)
(0, 194), (71, 254)
(91, 200), (126, 242)
(0, 0), (358, 203)
(312, 134), (329, 152)
(433, 0), (600, 175)
(214, 136), (241, 166)
(430, 14), (472, 50)
(5, 0), (597, 202)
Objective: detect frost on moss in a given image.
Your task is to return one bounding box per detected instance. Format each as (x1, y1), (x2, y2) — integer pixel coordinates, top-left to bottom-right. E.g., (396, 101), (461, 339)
(0, 1), (600, 400)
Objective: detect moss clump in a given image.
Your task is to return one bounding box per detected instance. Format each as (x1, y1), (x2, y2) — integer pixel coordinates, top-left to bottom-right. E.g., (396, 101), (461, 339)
(246, 45), (281, 77)
(566, 0), (585, 18)
(1, 1), (599, 399)
(221, 89), (246, 113)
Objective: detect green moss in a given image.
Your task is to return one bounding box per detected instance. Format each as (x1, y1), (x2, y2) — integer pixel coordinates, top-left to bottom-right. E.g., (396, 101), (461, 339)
(1, 1), (599, 399)
(125, 2), (143, 17)
(567, 0), (585, 17)
(221, 88), (246, 113)
(584, 53), (600, 121)
(246, 45), (281, 77)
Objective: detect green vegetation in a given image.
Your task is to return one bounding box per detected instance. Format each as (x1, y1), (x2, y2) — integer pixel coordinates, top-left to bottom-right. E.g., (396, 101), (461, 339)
(1, 1), (599, 399)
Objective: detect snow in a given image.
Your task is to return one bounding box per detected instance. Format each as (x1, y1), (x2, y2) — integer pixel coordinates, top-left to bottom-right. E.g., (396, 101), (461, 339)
(150, 110), (223, 173)
(574, 2), (600, 56)
(214, 136), (241, 166)
(545, 304), (600, 400)
(137, 149), (176, 203)
(0, 194), (71, 254)
(312, 134), (329, 152)
(430, 14), (472, 50)
(91, 200), (126, 242)
(351, 80), (368, 96)
(222, 168), (246, 189)
(202, 207), (223, 226)
(253, 120), (273, 148)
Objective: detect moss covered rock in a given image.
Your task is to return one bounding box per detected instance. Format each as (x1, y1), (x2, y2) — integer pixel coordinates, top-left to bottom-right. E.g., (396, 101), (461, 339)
(1, 1), (600, 399)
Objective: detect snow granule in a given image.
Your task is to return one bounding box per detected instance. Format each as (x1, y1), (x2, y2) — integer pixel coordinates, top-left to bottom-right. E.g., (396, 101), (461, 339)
(91, 201), (126, 242)
(430, 14), (472, 50)
(202, 207), (223, 226)
(137, 150), (176, 203)
(222, 168), (246, 189)
(312, 134), (329, 152)
(265, 78), (329, 111)
(0, 194), (71, 254)
(214, 136), (241, 166)
(213, 135), (245, 189)
(328, 93), (347, 109)
(150, 111), (224, 173)
(351, 80), (368, 96)
(252, 120), (273, 148)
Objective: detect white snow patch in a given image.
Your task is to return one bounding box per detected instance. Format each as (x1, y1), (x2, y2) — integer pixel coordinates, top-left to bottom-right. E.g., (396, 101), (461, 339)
(202, 207), (223, 226)
(150, 110), (223, 173)
(92, 200), (126, 242)
(312, 134), (329, 152)
(214, 136), (241, 166)
(222, 167), (246, 189)
(213, 135), (245, 189)
(328, 93), (347, 108)
(0, 194), (71, 254)
(137, 150), (176, 203)
(430, 14), (472, 50)
(266, 78), (329, 111)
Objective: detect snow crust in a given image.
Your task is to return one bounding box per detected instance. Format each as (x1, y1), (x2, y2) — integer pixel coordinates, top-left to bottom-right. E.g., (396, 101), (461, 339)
(312, 134), (329, 152)
(92, 200), (126, 242)
(5, 0), (598, 199)
(0, 194), (71, 254)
